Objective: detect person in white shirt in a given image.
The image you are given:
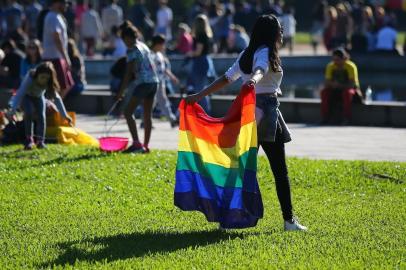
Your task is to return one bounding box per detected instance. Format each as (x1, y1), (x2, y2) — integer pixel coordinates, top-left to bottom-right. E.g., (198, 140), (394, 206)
(42, 0), (74, 98)
(150, 35), (179, 127)
(81, 4), (104, 57)
(185, 14), (308, 232)
(375, 21), (398, 55)
(280, 6), (296, 55)
(155, 0), (173, 40)
(102, 0), (123, 40)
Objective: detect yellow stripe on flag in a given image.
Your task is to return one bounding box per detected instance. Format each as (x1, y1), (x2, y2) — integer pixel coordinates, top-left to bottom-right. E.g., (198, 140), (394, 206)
(178, 121), (257, 168)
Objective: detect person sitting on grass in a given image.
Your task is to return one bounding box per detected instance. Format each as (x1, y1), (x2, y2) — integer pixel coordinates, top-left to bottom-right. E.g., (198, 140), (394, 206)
(8, 62), (72, 150)
(116, 21), (159, 154)
(320, 48), (362, 125)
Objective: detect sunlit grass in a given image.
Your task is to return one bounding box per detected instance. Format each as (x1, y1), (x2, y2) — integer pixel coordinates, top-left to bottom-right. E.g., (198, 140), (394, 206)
(0, 145), (405, 269)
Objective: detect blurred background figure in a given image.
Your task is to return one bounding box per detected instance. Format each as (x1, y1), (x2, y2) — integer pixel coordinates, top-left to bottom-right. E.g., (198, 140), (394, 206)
(186, 14), (216, 113)
(20, 39), (42, 78)
(350, 5), (375, 54)
(280, 5), (296, 55)
(320, 48), (361, 125)
(226, 24), (249, 53)
(103, 25), (127, 59)
(42, 0), (73, 98)
(334, 3), (353, 50)
(150, 34), (179, 128)
(375, 20), (399, 55)
(4, 0), (25, 38)
(129, 0), (154, 42)
(102, 0), (123, 41)
(67, 39), (86, 96)
(24, 0), (43, 39)
(323, 6), (338, 52)
(311, 0), (328, 54)
(214, 5), (233, 53)
(173, 23), (193, 55)
(0, 39), (24, 89)
(155, 0), (173, 41)
(74, 0), (87, 37)
(80, 3), (103, 57)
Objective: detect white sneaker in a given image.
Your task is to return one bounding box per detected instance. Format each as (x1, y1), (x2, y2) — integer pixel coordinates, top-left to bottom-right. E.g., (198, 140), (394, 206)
(284, 218), (308, 231)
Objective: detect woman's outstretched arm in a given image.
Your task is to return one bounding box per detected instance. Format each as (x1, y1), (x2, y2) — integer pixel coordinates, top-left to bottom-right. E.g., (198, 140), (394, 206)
(185, 75), (230, 104)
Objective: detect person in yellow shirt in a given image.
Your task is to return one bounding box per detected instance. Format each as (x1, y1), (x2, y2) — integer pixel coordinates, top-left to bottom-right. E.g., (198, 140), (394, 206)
(321, 48), (361, 124)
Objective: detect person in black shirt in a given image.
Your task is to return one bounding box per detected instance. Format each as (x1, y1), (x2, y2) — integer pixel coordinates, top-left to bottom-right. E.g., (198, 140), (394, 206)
(185, 14), (216, 113)
(0, 39), (25, 89)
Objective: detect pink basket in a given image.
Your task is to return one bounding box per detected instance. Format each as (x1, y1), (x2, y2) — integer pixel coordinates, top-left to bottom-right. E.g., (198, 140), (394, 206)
(99, 136), (129, 152)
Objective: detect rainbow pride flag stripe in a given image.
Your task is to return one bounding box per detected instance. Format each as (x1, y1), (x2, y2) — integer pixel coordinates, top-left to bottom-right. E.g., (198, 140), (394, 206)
(174, 85), (263, 229)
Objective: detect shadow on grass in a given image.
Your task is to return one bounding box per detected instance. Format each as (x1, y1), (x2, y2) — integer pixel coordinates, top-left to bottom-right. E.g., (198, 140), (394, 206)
(0, 148), (35, 158)
(1, 150), (109, 171)
(40, 230), (247, 267)
(38, 153), (107, 166)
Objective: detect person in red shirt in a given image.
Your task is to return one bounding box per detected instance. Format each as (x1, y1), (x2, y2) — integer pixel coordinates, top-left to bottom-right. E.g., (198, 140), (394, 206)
(174, 23), (193, 55)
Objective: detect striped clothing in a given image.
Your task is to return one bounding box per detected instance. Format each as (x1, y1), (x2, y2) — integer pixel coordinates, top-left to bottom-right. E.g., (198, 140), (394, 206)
(174, 85), (263, 229)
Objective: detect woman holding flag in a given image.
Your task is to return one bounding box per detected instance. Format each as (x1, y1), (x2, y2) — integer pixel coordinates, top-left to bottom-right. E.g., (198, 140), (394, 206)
(185, 14), (307, 231)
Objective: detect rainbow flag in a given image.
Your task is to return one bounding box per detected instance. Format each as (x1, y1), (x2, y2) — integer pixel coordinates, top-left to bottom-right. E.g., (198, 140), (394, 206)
(174, 85), (263, 229)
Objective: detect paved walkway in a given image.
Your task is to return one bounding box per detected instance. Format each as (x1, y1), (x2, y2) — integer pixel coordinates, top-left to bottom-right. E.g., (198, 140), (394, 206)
(75, 115), (406, 162)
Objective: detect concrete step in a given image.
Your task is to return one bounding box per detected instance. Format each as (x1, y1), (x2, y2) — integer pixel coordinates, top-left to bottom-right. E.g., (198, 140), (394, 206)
(1, 88), (405, 127)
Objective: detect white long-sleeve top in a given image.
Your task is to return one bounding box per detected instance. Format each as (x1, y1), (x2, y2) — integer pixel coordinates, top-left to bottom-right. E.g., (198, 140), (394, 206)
(225, 46), (283, 95)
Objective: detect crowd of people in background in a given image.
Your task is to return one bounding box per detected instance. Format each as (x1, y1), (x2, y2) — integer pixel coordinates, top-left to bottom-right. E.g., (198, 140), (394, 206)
(0, 0), (404, 59)
(0, 0), (404, 95)
(0, 0), (405, 149)
(311, 0), (403, 55)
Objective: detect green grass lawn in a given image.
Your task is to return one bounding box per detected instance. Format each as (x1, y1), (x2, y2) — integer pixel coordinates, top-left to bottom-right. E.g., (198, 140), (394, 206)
(0, 145), (405, 269)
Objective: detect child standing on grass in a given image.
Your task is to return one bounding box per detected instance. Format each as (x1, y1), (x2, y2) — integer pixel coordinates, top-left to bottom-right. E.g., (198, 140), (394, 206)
(116, 21), (159, 153)
(186, 15), (307, 231)
(150, 34), (179, 128)
(8, 62), (72, 150)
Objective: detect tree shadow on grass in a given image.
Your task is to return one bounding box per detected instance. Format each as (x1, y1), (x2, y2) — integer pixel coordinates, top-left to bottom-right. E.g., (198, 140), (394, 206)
(40, 230), (249, 267)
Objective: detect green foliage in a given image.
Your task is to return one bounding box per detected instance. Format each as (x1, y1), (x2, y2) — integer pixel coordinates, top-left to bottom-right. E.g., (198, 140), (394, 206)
(294, 32), (312, 44)
(0, 145), (405, 269)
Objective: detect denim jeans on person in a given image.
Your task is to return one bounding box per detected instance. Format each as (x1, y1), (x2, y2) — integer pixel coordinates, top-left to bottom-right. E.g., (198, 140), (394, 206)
(23, 94), (46, 144)
(186, 55), (216, 113)
(256, 94), (293, 221)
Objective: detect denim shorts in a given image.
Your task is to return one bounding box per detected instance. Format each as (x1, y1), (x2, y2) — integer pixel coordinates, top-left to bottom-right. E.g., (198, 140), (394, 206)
(256, 95), (291, 143)
(132, 83), (158, 99)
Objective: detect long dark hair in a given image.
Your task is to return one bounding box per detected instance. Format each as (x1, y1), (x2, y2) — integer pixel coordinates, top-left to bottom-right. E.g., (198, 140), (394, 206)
(31, 62), (60, 97)
(68, 38), (80, 59)
(120, 20), (139, 40)
(239, 14), (282, 74)
(26, 39), (42, 64)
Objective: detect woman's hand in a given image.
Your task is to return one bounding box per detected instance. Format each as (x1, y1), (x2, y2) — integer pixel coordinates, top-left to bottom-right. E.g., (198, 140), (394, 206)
(66, 116), (73, 125)
(115, 92), (124, 101)
(243, 79), (256, 88)
(171, 76), (180, 85)
(185, 93), (203, 105)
